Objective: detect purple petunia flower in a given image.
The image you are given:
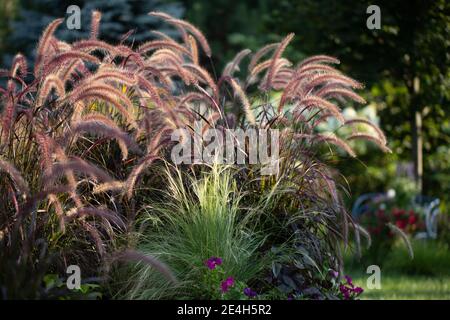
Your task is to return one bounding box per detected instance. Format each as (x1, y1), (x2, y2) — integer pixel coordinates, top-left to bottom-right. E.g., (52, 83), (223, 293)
(220, 277), (234, 293)
(205, 260), (215, 269)
(205, 256), (223, 270)
(339, 276), (364, 300)
(330, 270), (339, 279)
(344, 275), (353, 286)
(339, 284), (350, 300)
(243, 287), (257, 298)
(353, 286), (364, 295)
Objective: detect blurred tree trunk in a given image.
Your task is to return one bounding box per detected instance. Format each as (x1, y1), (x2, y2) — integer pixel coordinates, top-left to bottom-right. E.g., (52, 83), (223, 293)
(410, 76), (423, 193)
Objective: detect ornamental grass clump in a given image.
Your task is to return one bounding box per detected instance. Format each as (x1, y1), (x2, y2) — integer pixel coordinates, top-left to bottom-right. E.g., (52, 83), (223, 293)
(117, 165), (268, 299)
(0, 10), (390, 299)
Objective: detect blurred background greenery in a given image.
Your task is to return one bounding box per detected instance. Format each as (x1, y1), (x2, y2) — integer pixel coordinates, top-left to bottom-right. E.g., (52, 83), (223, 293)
(0, 0), (448, 299)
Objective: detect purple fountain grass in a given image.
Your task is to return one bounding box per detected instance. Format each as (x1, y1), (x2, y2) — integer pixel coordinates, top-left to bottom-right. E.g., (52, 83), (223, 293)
(0, 10), (391, 298)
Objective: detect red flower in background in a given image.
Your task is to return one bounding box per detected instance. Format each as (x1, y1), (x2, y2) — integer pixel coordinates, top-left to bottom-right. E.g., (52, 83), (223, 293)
(396, 219), (407, 230)
(408, 212), (417, 225)
(364, 206), (422, 239)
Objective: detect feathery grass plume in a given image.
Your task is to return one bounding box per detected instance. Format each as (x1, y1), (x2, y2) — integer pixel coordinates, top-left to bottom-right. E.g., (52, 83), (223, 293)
(58, 58), (83, 83)
(48, 193), (66, 231)
(119, 29), (135, 45)
(80, 220), (106, 257)
(248, 43), (278, 72)
(183, 63), (218, 101)
(222, 77), (256, 126)
(283, 75), (347, 111)
(175, 92), (210, 110)
(247, 60), (272, 86)
(262, 33), (294, 91)
(151, 30), (177, 42)
(114, 249), (177, 284)
(53, 149), (83, 209)
(93, 181), (125, 194)
(136, 75), (163, 107)
(145, 126), (172, 154)
(271, 79), (289, 90)
(250, 58), (291, 80)
(223, 49), (252, 77)
(295, 96), (345, 124)
(54, 39), (72, 52)
(65, 206), (125, 230)
(90, 67), (137, 87)
(296, 63), (341, 75)
(37, 74), (65, 105)
(11, 54), (28, 78)
(125, 154), (160, 199)
(137, 66), (172, 90)
(71, 39), (119, 55)
(298, 55), (340, 67)
(194, 88), (221, 117)
(278, 78), (308, 112)
(0, 99), (15, 142)
(90, 11), (102, 39)
(307, 73), (363, 90)
(43, 157), (114, 187)
(42, 51), (100, 75)
(273, 68), (294, 84)
(35, 133), (82, 210)
(255, 58), (292, 82)
(313, 133), (356, 157)
(138, 40), (191, 57)
(259, 58), (292, 87)
(34, 18), (64, 76)
(317, 86), (366, 104)
(387, 223), (414, 259)
(34, 132), (53, 168)
(344, 118), (386, 143)
(158, 58), (197, 85)
(149, 11), (211, 57)
(249, 59), (272, 79)
(149, 52), (187, 78)
(0, 156), (30, 196)
(16, 184), (73, 220)
(187, 35), (199, 65)
(347, 133), (391, 153)
(118, 46), (146, 67)
(69, 85), (138, 128)
(150, 48), (184, 65)
(69, 119), (143, 160)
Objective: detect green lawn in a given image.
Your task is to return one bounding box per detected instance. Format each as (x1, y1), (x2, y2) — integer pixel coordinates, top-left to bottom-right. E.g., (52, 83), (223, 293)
(350, 273), (450, 300)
